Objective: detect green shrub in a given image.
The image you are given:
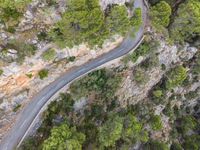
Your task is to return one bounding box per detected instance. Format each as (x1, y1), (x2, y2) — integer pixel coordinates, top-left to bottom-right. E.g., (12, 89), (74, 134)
(26, 73), (33, 78)
(122, 114), (149, 143)
(166, 65), (187, 90)
(46, 0), (58, 6)
(183, 135), (200, 150)
(98, 115), (123, 147)
(42, 124), (85, 150)
(6, 26), (16, 33)
(130, 8), (143, 31)
(37, 32), (48, 41)
(169, 0), (200, 43)
(184, 91), (199, 100)
(6, 40), (37, 63)
(49, 0), (142, 48)
(0, 0), (31, 27)
(149, 115), (163, 131)
(176, 115), (197, 135)
(163, 103), (175, 119)
(106, 5), (130, 35)
(67, 56), (76, 62)
(150, 1), (172, 29)
(170, 142), (182, 150)
(38, 69), (49, 80)
(13, 104), (21, 112)
(42, 49), (56, 61)
(144, 140), (169, 150)
(49, 0), (106, 48)
(70, 69), (122, 100)
(130, 42), (151, 62)
(123, 40), (159, 64)
(140, 55), (159, 70)
(161, 64), (166, 70)
(133, 68), (148, 84)
(0, 70), (3, 76)
(153, 90), (163, 98)
(191, 52), (200, 75)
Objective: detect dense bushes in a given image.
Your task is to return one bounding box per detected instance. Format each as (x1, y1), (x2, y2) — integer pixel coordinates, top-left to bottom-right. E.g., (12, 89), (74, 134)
(133, 67), (149, 84)
(49, 0), (142, 48)
(98, 115), (123, 147)
(20, 64), (200, 150)
(106, 5), (130, 36)
(70, 69), (122, 100)
(5, 40), (37, 63)
(131, 8), (143, 31)
(166, 65), (187, 90)
(20, 69), (149, 150)
(38, 69), (49, 79)
(42, 49), (56, 61)
(123, 39), (159, 63)
(169, 0), (200, 43)
(150, 1), (172, 29)
(149, 0), (200, 45)
(149, 115), (163, 131)
(0, 69), (3, 76)
(42, 124), (85, 150)
(144, 140), (169, 150)
(0, 0), (31, 29)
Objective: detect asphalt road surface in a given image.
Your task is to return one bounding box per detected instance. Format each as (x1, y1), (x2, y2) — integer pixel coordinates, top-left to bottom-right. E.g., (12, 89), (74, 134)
(0, 0), (147, 149)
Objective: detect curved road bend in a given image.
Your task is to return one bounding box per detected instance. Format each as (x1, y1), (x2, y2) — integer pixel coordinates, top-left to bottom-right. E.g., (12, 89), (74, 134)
(0, 0), (147, 149)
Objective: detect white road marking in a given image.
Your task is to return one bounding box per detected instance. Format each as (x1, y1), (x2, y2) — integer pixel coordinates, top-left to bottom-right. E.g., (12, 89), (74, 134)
(37, 100), (43, 106)
(20, 120), (27, 129)
(36, 96), (46, 106)
(99, 59), (106, 63)
(77, 69), (84, 73)
(4, 142), (8, 150)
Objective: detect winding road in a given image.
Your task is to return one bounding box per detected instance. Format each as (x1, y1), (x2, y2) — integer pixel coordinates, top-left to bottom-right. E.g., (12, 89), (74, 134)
(0, 0), (147, 149)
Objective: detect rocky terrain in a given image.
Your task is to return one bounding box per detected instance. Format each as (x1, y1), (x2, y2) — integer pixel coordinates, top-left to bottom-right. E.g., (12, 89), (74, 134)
(0, 0), (200, 149)
(0, 0), (133, 142)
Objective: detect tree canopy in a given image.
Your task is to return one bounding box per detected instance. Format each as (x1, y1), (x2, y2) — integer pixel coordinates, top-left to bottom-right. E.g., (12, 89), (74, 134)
(166, 65), (187, 89)
(150, 1), (172, 28)
(169, 0), (200, 43)
(0, 0), (31, 27)
(98, 115), (123, 147)
(50, 0), (142, 48)
(106, 5), (130, 35)
(42, 124), (85, 150)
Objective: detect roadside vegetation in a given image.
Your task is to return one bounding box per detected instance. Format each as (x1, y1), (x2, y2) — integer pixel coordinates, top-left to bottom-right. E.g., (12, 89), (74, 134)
(20, 52), (200, 149)
(149, 0), (200, 46)
(42, 49), (56, 61)
(38, 69), (49, 80)
(0, 0), (142, 65)
(0, 0), (31, 31)
(49, 0), (142, 48)
(2, 0), (200, 150)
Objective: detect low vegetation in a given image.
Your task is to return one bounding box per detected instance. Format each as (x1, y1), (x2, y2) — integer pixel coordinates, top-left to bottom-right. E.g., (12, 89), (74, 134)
(123, 38), (159, 63)
(49, 0), (142, 48)
(0, 0), (31, 30)
(20, 51), (200, 149)
(38, 69), (49, 80)
(0, 69), (3, 76)
(42, 49), (56, 61)
(70, 69), (122, 100)
(150, 1), (172, 29)
(5, 40), (37, 63)
(2, 0), (200, 150)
